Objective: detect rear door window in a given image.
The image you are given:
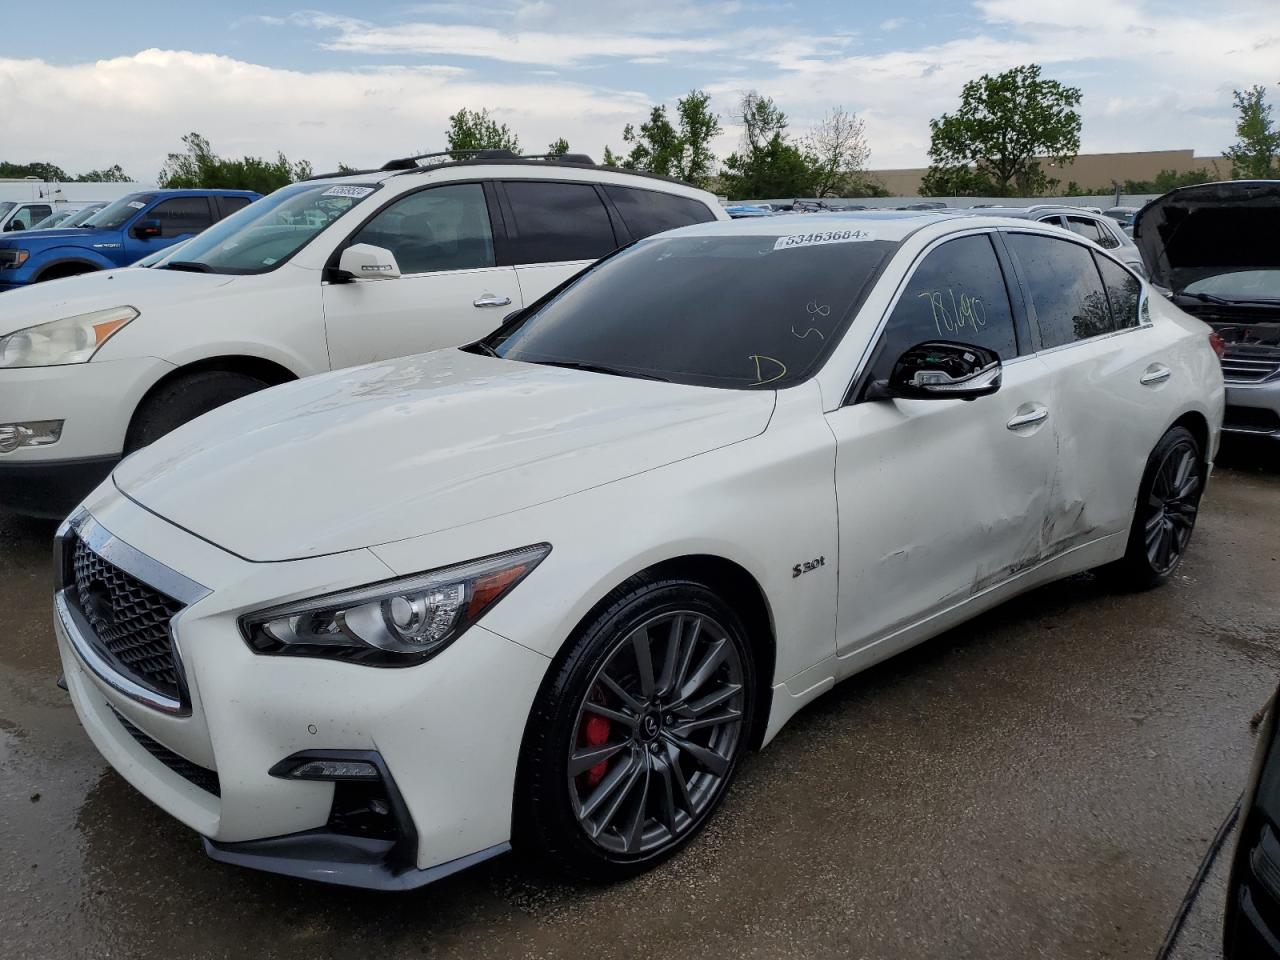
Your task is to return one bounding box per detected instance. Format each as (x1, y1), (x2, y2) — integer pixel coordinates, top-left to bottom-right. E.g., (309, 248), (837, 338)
(350, 183), (496, 274)
(867, 233), (1020, 382)
(503, 181), (618, 264)
(1095, 254), (1142, 329)
(150, 197), (215, 237)
(603, 185), (715, 240)
(1066, 215), (1119, 250)
(1005, 233), (1115, 347)
(217, 196), (253, 219)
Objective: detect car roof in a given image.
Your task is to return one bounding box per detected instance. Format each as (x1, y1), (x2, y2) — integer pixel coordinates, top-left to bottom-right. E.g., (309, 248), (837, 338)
(661, 210), (976, 242)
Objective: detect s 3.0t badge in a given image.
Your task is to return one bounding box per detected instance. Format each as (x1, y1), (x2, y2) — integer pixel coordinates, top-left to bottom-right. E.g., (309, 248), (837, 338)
(792, 556), (826, 578)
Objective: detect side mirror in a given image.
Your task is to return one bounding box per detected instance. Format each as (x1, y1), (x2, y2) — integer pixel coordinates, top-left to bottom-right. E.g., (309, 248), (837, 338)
(870, 341), (1002, 402)
(336, 243), (401, 281)
(132, 219), (162, 239)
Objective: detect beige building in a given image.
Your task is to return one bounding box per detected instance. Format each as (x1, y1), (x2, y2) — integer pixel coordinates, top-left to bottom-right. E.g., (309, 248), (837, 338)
(870, 149), (1232, 196)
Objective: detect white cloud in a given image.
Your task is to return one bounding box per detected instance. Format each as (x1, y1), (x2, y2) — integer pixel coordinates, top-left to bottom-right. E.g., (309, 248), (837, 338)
(880, 18), (906, 31)
(4, 1), (1277, 183)
(0, 50), (651, 179)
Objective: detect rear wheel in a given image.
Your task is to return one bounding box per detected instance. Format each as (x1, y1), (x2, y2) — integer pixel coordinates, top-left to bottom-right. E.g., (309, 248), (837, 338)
(516, 576), (755, 881)
(1101, 425), (1203, 590)
(125, 371), (270, 452)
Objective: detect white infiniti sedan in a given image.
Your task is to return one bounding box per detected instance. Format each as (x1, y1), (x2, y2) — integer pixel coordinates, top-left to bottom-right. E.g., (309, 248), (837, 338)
(54, 212), (1224, 890)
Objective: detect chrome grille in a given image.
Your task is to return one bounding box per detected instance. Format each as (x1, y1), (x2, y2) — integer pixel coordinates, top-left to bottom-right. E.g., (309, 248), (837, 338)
(69, 535), (184, 701)
(1222, 348), (1280, 384)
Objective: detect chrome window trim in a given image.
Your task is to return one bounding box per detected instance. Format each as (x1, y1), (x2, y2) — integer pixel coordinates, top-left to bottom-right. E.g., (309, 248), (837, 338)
(54, 510), (210, 716)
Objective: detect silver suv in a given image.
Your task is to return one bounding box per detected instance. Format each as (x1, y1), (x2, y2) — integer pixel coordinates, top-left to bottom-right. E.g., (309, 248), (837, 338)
(967, 204), (1146, 277)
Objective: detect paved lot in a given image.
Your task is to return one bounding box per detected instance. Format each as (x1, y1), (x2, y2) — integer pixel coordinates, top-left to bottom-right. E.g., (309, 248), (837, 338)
(2, 441), (1278, 960)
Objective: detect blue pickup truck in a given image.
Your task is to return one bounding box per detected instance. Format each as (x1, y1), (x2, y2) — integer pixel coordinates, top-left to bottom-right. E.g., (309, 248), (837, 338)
(0, 188), (259, 290)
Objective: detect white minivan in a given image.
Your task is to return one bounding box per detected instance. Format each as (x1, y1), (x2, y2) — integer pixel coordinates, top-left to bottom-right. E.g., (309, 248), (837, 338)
(0, 151), (727, 515)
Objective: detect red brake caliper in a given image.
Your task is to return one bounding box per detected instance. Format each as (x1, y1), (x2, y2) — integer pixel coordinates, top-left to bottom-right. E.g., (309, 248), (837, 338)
(580, 709), (612, 788)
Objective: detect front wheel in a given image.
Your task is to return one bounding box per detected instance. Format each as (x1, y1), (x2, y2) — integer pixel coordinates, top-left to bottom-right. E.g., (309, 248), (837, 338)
(125, 370), (270, 452)
(516, 576), (755, 881)
(1100, 425), (1204, 590)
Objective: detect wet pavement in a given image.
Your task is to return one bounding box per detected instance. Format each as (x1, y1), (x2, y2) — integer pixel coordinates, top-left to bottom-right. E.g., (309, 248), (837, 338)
(2, 441), (1279, 960)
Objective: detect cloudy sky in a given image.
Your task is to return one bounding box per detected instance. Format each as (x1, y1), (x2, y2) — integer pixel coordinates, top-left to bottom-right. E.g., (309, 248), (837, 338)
(2, 0), (1276, 182)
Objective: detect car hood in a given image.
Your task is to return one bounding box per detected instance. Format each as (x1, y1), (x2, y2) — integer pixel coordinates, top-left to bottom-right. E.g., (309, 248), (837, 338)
(0, 226), (114, 245)
(112, 349), (776, 562)
(0, 267), (234, 337)
(1134, 180), (1280, 293)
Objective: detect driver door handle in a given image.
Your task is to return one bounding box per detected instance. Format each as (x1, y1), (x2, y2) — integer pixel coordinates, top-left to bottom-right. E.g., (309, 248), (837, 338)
(473, 294), (512, 308)
(1140, 365), (1172, 386)
(1006, 406), (1049, 430)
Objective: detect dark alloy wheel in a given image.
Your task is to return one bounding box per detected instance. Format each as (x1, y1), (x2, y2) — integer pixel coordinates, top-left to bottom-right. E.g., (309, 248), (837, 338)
(516, 576), (755, 881)
(1101, 425), (1204, 590)
(568, 610), (746, 856)
(1143, 437), (1201, 576)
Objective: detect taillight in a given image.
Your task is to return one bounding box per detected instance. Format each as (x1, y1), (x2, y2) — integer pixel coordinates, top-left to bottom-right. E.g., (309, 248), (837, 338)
(1209, 331), (1227, 359)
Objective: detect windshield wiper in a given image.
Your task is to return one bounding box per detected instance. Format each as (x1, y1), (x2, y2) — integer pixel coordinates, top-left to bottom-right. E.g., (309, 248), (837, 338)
(469, 340), (499, 357)
(163, 260), (213, 273)
(534, 359), (671, 382)
(1175, 291), (1280, 308)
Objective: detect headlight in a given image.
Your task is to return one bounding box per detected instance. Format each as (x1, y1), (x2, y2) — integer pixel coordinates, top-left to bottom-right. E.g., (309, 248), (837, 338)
(0, 306), (137, 368)
(240, 544), (550, 666)
(0, 249), (29, 269)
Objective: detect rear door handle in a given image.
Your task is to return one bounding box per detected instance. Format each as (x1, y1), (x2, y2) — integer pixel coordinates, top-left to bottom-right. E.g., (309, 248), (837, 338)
(1140, 365), (1172, 386)
(473, 294), (512, 308)
(1006, 406), (1049, 431)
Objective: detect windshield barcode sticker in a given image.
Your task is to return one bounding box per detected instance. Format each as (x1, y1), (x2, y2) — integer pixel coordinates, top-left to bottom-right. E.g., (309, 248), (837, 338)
(322, 185), (375, 198)
(127, 200), (146, 209)
(774, 229), (873, 251)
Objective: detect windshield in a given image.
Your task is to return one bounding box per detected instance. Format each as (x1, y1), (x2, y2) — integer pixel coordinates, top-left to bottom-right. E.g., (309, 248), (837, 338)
(162, 181), (380, 274)
(82, 194), (155, 230)
(0, 202), (13, 219)
(1182, 270), (1280, 302)
(65, 204), (105, 227)
(31, 211), (71, 230)
(486, 232), (899, 389)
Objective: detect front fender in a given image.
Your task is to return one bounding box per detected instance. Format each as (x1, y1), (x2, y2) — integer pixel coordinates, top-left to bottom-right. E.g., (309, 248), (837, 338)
(25, 247), (116, 280)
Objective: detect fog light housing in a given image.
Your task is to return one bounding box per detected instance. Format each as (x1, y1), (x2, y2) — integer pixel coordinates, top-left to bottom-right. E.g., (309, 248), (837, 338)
(270, 750), (407, 844)
(276, 758), (381, 781)
(0, 420), (63, 453)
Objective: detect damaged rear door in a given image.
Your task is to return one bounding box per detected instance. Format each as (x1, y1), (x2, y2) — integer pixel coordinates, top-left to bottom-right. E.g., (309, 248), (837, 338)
(1003, 231), (1164, 544)
(826, 231), (1057, 659)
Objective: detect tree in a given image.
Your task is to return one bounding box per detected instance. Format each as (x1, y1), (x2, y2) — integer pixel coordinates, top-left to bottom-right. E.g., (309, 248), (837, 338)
(921, 64), (1082, 197)
(1121, 168), (1213, 194)
(0, 161), (71, 181)
(673, 90), (720, 185)
(1225, 85), (1280, 180)
(601, 146), (621, 167)
(622, 107), (684, 177)
(621, 89), (722, 187)
(446, 108), (520, 158)
(158, 133), (312, 193)
(804, 107), (870, 197)
(76, 164), (132, 182)
(546, 138), (570, 158)
(720, 92), (814, 199)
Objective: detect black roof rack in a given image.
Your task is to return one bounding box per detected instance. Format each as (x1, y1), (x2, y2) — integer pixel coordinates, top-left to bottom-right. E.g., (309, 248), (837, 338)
(307, 149), (702, 190)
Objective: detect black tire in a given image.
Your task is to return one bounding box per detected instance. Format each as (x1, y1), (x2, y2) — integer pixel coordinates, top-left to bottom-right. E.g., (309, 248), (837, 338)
(35, 264), (97, 283)
(515, 574), (756, 882)
(1099, 425), (1204, 590)
(125, 371), (270, 452)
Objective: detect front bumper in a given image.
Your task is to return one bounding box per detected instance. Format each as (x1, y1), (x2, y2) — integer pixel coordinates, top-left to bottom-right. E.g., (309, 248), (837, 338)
(0, 454), (119, 518)
(1223, 378), (1280, 440)
(54, 490), (552, 889)
(0, 356), (175, 515)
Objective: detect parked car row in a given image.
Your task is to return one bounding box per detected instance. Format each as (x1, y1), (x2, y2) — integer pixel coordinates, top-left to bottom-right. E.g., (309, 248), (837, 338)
(0, 153), (723, 515)
(4, 148), (1237, 896)
(0, 189), (258, 291)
